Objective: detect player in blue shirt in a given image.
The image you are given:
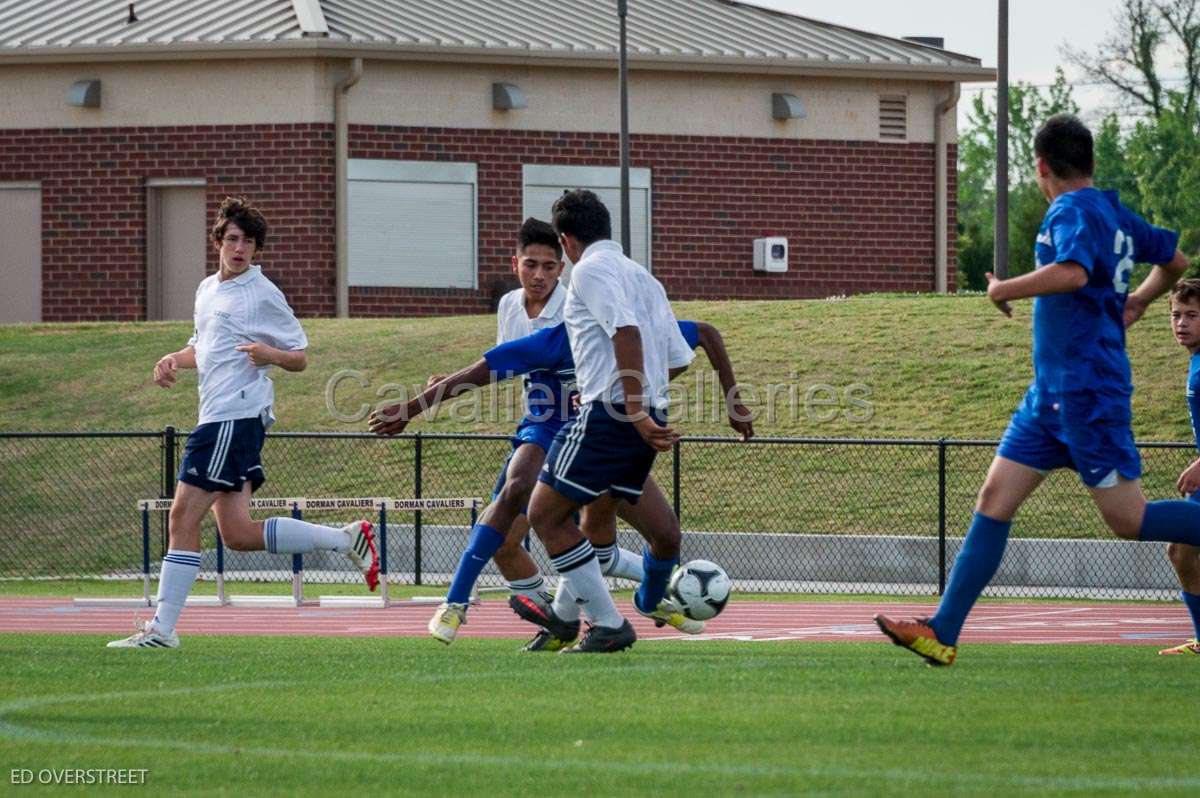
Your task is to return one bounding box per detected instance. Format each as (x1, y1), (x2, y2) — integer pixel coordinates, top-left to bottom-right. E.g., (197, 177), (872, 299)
(876, 113), (1196, 666)
(1161, 279), (1200, 655)
(369, 319), (751, 649)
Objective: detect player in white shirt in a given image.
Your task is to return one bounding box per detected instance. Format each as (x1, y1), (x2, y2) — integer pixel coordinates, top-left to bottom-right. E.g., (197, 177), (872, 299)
(108, 197), (378, 649)
(510, 189), (695, 653)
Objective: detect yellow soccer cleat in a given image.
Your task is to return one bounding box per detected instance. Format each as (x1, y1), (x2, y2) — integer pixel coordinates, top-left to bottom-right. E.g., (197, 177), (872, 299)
(636, 597), (705, 634)
(428, 602), (467, 645)
(1157, 639), (1200, 655)
(874, 614), (957, 667)
(521, 626), (579, 652)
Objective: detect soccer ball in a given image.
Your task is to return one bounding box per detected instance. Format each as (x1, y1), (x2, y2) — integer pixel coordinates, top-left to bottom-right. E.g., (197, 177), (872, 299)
(667, 559), (732, 621)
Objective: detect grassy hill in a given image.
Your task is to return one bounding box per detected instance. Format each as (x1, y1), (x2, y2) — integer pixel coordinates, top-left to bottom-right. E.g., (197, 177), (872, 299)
(1, 294), (1196, 574)
(0, 294), (1192, 440)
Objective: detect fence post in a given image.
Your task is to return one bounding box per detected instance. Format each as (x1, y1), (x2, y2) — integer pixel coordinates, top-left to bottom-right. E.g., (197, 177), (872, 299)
(291, 502), (304, 605)
(161, 426), (177, 559)
(414, 433), (423, 586)
(938, 438), (947, 596)
(672, 438), (682, 523)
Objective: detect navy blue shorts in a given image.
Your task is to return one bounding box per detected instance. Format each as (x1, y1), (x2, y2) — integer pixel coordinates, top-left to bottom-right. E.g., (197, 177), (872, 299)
(996, 407), (1141, 488)
(539, 401), (664, 506)
(178, 418), (266, 493)
(491, 419), (564, 500)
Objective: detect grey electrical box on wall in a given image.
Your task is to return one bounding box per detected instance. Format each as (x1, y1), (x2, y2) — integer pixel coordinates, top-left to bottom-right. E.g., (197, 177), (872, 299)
(753, 237), (788, 272)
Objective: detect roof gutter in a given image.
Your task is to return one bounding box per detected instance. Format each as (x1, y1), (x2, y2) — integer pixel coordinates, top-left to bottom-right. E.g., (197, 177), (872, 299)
(334, 57), (362, 319)
(934, 82), (961, 294)
(0, 40), (997, 82)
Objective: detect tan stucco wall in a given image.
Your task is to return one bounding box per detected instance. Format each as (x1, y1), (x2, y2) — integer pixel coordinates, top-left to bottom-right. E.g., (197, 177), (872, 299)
(0, 57), (957, 143)
(0, 60), (329, 128)
(346, 61), (957, 144)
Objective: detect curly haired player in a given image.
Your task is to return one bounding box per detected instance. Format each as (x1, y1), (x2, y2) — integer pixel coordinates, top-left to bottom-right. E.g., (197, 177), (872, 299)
(108, 197), (378, 649)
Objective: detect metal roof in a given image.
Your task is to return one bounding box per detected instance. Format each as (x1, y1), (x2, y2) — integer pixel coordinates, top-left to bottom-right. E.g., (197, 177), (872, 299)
(0, 0), (994, 80)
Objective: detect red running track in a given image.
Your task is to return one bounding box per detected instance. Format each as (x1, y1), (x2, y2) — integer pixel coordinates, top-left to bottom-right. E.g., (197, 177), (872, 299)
(0, 598), (1193, 646)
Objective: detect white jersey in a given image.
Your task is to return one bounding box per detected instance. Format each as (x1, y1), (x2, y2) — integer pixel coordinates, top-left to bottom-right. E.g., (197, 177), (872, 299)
(496, 282), (566, 344)
(187, 265), (308, 428)
(563, 240), (692, 410)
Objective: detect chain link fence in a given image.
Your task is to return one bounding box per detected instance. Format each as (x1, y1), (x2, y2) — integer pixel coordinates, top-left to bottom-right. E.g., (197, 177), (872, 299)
(1, 429), (1195, 599)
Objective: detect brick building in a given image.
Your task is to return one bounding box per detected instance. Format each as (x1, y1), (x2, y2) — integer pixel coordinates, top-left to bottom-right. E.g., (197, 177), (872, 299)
(0, 0), (993, 323)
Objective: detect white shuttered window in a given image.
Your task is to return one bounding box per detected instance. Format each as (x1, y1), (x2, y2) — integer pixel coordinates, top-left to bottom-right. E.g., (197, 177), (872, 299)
(522, 165), (652, 270)
(348, 160), (477, 289)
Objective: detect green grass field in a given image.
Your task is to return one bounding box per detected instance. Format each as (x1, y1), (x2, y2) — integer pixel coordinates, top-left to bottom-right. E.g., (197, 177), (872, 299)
(1, 635), (1195, 797)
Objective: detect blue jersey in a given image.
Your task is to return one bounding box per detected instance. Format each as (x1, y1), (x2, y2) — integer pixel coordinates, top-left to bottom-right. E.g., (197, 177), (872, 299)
(484, 320), (701, 424)
(1025, 188), (1178, 424)
(1188, 353), (1200, 451)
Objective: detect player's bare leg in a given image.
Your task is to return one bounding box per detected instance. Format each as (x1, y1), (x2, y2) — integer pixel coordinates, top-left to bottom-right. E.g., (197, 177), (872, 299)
(877, 457), (1044, 665)
(430, 444), (545, 644)
(517, 482), (634, 652)
(211, 484), (378, 589)
(1161, 543), (1200, 654)
(108, 482), (214, 649)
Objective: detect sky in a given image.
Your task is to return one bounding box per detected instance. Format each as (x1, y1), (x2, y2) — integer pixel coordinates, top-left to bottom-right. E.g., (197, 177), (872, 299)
(742, 0), (1136, 125)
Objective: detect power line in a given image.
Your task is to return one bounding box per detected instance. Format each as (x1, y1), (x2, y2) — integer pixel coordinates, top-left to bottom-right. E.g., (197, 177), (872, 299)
(963, 76), (1192, 92)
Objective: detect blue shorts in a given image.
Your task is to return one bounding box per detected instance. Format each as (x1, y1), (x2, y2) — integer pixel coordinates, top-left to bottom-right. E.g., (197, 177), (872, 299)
(491, 419), (564, 500)
(178, 417), (266, 493)
(539, 401), (664, 506)
(996, 408), (1141, 488)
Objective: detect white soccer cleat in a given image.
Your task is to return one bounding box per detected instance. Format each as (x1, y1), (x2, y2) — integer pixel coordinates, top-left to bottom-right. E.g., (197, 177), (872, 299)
(637, 596), (705, 634)
(428, 602), (468, 645)
(342, 520), (380, 591)
(106, 620), (180, 649)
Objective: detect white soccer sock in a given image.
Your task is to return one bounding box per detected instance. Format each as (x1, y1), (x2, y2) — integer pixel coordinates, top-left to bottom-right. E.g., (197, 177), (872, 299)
(507, 574), (551, 603)
(596, 543), (645, 581)
(553, 581), (582, 622)
(551, 540), (623, 628)
(263, 517), (349, 554)
(152, 549), (200, 634)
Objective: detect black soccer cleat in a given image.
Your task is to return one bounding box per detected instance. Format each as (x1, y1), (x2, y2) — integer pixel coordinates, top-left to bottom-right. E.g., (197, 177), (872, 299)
(561, 619), (637, 654)
(508, 594), (580, 642)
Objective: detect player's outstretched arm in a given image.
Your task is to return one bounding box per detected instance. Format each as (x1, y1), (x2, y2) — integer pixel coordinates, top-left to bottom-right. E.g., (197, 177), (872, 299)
(369, 358), (494, 436)
(985, 262), (1088, 317)
(153, 345), (196, 388)
(1125, 249), (1190, 328)
(695, 322), (754, 441)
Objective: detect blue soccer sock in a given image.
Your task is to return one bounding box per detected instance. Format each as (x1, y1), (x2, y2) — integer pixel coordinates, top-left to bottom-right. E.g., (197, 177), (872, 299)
(928, 512), (1011, 646)
(445, 524), (505, 605)
(1183, 591), (1200, 640)
(1138, 501), (1200, 546)
(633, 547), (677, 614)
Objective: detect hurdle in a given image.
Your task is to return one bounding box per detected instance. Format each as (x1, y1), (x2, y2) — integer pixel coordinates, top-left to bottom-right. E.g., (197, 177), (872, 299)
(73, 496), (481, 609)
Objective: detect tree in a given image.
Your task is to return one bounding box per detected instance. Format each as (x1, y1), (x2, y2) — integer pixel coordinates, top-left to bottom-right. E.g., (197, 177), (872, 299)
(1065, 0), (1200, 122)
(956, 71), (1079, 289)
(1124, 97), (1200, 245)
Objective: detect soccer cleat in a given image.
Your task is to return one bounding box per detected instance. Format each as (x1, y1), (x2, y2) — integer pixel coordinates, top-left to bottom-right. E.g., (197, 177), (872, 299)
(521, 625), (580, 652)
(1158, 639), (1200, 655)
(874, 614), (956, 667)
(508, 594), (581, 642)
(428, 602), (467, 645)
(343, 520), (380, 591)
(562, 619), (637, 654)
(636, 596), (705, 634)
(106, 620), (179, 649)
